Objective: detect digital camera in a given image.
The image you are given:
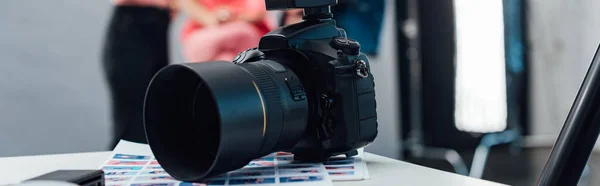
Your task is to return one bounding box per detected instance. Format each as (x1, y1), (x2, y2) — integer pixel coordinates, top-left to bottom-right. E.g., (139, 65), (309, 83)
(143, 0), (378, 182)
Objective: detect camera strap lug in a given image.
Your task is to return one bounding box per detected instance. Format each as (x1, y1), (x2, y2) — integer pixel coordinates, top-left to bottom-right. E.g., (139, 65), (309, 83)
(355, 60), (369, 78)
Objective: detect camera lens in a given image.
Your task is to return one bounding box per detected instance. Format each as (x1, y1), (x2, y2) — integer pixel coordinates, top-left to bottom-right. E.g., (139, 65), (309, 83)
(144, 61), (309, 182)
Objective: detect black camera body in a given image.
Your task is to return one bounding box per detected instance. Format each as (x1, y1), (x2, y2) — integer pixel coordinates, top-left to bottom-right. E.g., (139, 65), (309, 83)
(143, 0), (377, 182)
(234, 16), (378, 161)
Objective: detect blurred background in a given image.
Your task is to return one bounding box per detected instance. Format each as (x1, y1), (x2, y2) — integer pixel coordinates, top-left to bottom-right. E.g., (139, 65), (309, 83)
(1, 0), (600, 185)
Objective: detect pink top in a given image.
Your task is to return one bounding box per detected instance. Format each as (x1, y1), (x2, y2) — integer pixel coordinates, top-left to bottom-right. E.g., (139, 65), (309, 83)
(181, 0), (273, 40)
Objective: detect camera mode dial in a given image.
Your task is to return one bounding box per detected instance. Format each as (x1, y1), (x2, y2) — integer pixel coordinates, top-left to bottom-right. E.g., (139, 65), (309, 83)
(331, 37), (361, 56)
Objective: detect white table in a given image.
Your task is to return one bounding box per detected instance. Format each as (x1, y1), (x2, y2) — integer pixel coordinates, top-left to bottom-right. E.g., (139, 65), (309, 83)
(0, 151), (506, 186)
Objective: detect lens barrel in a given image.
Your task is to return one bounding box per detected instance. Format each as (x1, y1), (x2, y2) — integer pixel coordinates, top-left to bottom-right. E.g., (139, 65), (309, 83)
(144, 61), (308, 182)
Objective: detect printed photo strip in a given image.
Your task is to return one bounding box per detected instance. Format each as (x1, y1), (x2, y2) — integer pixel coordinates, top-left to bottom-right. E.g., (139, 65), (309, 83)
(229, 178), (276, 185)
(325, 166), (354, 171)
(328, 171), (354, 176)
(114, 154), (151, 160)
(134, 175), (176, 182)
(107, 160), (148, 166)
(141, 170), (169, 175)
(279, 169), (322, 175)
(103, 166), (143, 171)
(106, 176), (133, 183)
(247, 161), (275, 167)
(145, 165), (163, 170)
(105, 171), (138, 176)
(279, 176), (325, 183)
(235, 166), (275, 172)
(278, 165), (318, 170)
(323, 158), (354, 166)
(130, 183), (176, 186)
(180, 180), (226, 186)
(230, 171), (276, 178)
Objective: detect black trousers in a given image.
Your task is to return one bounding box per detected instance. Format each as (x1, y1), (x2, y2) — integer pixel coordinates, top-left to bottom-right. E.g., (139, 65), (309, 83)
(102, 6), (171, 147)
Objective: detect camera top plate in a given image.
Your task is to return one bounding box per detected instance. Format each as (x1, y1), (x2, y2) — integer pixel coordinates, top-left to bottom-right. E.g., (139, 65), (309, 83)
(265, 0), (337, 10)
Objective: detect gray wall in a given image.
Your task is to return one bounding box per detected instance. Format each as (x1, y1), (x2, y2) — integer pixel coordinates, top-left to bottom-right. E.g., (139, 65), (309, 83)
(0, 1), (113, 157)
(364, 0), (401, 159)
(0, 1), (400, 158)
(528, 0), (600, 147)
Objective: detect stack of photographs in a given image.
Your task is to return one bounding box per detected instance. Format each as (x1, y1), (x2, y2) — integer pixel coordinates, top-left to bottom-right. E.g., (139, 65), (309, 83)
(101, 141), (333, 186)
(323, 155), (369, 181)
(274, 151), (370, 181)
(101, 140), (369, 186)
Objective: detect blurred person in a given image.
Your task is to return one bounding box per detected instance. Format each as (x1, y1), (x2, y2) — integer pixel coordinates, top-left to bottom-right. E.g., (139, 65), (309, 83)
(104, 0), (173, 146)
(112, 0), (272, 62)
(282, 9), (303, 25)
(112, 0), (172, 8)
(103, 0), (272, 146)
(176, 0), (274, 62)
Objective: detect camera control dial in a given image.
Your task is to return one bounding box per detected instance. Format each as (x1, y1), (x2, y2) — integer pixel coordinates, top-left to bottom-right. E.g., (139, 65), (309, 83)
(331, 37), (361, 55)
